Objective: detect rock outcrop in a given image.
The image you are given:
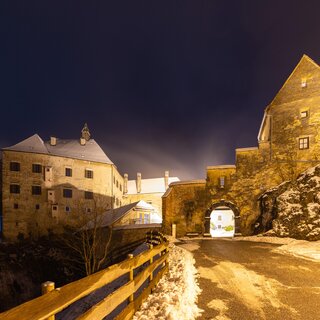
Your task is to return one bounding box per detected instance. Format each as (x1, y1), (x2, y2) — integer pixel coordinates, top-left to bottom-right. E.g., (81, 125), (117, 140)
(255, 165), (320, 240)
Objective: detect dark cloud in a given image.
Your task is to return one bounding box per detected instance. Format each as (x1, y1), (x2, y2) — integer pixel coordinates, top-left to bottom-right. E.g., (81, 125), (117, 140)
(1, 1), (320, 179)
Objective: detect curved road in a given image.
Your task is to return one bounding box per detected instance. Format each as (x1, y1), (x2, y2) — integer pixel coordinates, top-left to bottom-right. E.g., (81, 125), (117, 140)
(179, 239), (320, 320)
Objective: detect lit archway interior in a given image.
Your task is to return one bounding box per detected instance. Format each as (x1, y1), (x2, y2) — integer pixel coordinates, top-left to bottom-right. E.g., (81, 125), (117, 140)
(209, 206), (235, 237)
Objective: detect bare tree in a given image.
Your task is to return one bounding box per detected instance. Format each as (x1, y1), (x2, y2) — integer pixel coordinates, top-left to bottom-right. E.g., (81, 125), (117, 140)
(62, 197), (113, 276)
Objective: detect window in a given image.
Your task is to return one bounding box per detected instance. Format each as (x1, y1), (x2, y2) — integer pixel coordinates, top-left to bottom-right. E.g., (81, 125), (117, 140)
(35, 204), (40, 210)
(300, 110), (309, 118)
(65, 206), (71, 213)
(218, 225), (222, 229)
(84, 191), (93, 199)
(32, 164), (42, 173)
(120, 184), (122, 192)
(218, 215), (222, 221)
(116, 198), (119, 206)
(32, 185), (42, 195)
(219, 176), (225, 188)
(116, 180), (119, 188)
(63, 188), (73, 198)
(52, 205), (58, 211)
(13, 203), (18, 209)
(299, 137), (309, 150)
(85, 169), (93, 179)
(65, 168), (72, 177)
(86, 208), (91, 213)
(10, 184), (20, 194)
(10, 162), (20, 172)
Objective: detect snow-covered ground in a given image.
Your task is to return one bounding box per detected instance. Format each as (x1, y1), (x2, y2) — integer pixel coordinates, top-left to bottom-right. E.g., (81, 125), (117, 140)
(133, 242), (203, 320)
(233, 236), (320, 262)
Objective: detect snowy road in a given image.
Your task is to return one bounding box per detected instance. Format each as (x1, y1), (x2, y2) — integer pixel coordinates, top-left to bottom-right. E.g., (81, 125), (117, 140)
(180, 239), (320, 320)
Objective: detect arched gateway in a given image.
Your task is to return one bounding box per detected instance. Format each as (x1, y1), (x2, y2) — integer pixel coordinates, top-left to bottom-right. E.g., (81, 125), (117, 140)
(204, 200), (240, 237)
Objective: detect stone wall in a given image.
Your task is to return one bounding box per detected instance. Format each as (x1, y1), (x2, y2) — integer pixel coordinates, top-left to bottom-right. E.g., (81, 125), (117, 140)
(162, 180), (206, 237)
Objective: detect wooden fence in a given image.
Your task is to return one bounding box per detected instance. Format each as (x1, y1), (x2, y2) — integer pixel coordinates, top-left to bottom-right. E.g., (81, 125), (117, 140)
(0, 242), (169, 320)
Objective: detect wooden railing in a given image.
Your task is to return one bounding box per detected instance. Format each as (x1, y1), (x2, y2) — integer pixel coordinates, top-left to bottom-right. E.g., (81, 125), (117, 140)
(0, 242), (169, 320)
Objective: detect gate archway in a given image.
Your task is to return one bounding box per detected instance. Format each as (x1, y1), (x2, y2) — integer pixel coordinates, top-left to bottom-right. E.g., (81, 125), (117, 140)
(204, 200), (240, 237)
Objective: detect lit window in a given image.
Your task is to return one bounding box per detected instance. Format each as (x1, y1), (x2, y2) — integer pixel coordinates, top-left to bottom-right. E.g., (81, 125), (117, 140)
(10, 184), (20, 194)
(299, 137), (309, 150)
(301, 78), (307, 88)
(300, 110), (309, 118)
(85, 169), (93, 179)
(63, 188), (73, 198)
(65, 168), (72, 177)
(32, 164), (42, 173)
(219, 176), (225, 188)
(32, 185), (42, 195)
(84, 191), (93, 199)
(10, 162), (20, 172)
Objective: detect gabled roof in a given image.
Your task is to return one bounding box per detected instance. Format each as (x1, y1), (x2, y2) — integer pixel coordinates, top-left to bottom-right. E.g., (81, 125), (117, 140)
(3, 134), (49, 154)
(99, 200), (155, 227)
(127, 177), (180, 194)
(269, 54), (320, 107)
(3, 134), (113, 164)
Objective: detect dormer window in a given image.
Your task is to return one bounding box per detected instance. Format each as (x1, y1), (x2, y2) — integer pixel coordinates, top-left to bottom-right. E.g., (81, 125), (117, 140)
(301, 78), (307, 88)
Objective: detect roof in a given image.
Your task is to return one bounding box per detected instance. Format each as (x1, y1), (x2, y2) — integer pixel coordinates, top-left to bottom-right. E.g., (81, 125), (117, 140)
(127, 176), (180, 194)
(99, 200), (155, 227)
(207, 165), (236, 170)
(3, 134), (113, 164)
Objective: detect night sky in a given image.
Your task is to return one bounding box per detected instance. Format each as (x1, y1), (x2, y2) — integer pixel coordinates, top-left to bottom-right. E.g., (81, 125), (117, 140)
(1, 1), (320, 180)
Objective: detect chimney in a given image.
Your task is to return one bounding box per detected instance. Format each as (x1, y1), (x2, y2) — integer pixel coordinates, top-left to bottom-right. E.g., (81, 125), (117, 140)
(80, 138), (86, 146)
(164, 171), (169, 190)
(124, 173), (128, 194)
(137, 172), (141, 193)
(50, 137), (56, 146)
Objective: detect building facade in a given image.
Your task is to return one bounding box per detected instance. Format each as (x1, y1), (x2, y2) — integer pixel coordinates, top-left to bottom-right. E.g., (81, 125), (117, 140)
(163, 54), (320, 237)
(122, 171), (180, 221)
(1, 125), (124, 240)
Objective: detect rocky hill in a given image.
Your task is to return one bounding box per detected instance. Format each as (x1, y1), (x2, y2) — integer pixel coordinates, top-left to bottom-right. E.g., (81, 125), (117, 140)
(255, 165), (320, 240)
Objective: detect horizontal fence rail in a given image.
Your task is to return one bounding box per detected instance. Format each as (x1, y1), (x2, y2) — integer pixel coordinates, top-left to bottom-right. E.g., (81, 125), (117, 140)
(0, 242), (169, 320)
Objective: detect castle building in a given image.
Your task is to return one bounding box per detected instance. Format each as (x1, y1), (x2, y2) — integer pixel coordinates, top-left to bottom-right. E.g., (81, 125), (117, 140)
(1, 124), (124, 240)
(122, 171), (180, 221)
(163, 54), (320, 238)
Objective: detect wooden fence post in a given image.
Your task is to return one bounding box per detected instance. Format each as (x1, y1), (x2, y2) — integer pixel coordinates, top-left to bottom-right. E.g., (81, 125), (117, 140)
(148, 244), (153, 282)
(41, 281), (55, 320)
(128, 254), (134, 302)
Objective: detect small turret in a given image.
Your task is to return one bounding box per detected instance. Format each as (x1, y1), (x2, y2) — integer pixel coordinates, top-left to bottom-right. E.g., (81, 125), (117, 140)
(81, 123), (91, 142)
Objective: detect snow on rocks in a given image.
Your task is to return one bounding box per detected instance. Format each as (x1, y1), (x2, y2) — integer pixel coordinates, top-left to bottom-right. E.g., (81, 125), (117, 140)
(257, 164), (320, 240)
(133, 243), (203, 320)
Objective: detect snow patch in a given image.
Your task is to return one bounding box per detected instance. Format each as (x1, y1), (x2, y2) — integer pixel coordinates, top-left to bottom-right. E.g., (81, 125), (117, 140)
(133, 244), (202, 320)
